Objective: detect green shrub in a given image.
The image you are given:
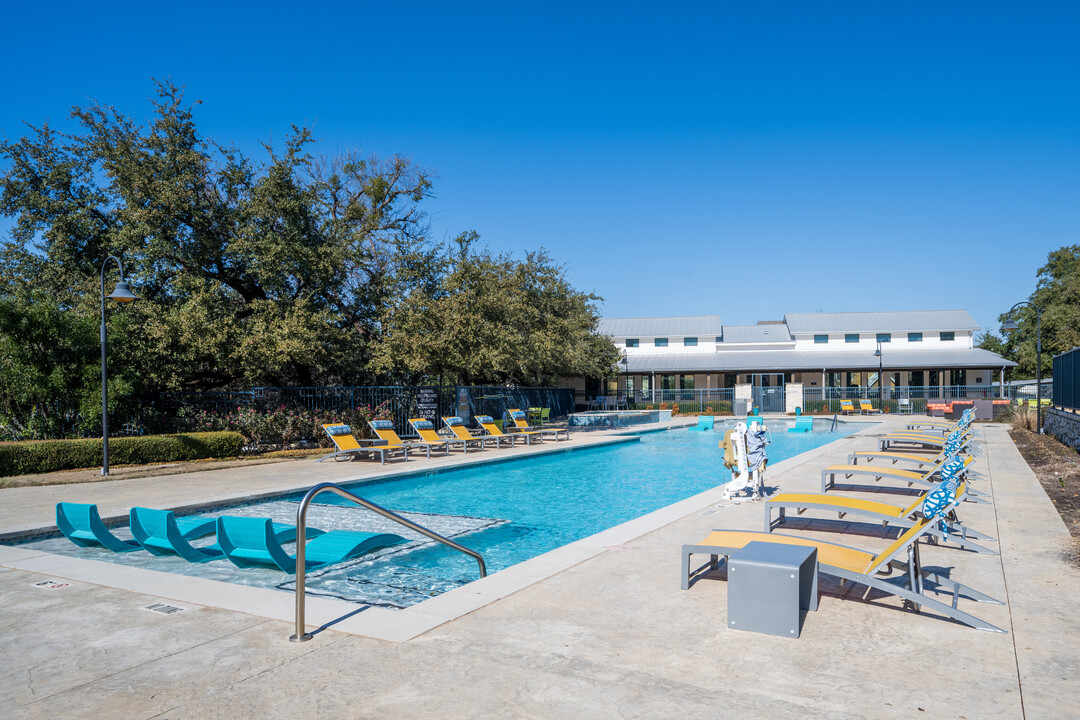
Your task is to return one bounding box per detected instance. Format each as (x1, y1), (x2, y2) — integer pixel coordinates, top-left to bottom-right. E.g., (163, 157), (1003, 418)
(177, 404), (387, 448)
(0, 431), (245, 477)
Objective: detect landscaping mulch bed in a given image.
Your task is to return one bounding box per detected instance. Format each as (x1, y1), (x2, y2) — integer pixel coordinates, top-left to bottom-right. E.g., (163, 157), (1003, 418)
(1010, 427), (1080, 564)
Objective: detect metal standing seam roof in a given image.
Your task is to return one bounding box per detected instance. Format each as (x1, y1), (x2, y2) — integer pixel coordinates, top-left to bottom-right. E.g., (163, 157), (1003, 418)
(598, 316), (724, 338)
(719, 325), (793, 343)
(784, 310), (979, 334)
(624, 347), (1016, 373)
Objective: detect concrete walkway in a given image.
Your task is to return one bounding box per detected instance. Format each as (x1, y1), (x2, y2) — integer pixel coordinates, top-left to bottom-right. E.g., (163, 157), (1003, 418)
(2, 417), (1079, 718)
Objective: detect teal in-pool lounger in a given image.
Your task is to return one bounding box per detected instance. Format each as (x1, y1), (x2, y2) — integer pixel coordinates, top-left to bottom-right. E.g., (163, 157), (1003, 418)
(215, 516), (406, 573)
(56, 502), (144, 552)
(129, 507), (304, 564)
(788, 417), (813, 433)
(57, 503), (219, 556)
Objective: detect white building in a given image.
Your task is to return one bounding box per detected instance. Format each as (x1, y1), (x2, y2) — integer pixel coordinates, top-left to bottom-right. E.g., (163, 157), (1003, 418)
(569, 310), (1016, 411)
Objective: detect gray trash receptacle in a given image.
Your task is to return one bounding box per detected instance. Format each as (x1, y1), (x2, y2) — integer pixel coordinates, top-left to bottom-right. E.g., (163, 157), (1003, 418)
(728, 541), (818, 638)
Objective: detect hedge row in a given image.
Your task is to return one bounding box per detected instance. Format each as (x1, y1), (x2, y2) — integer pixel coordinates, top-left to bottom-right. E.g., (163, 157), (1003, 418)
(0, 432), (245, 477)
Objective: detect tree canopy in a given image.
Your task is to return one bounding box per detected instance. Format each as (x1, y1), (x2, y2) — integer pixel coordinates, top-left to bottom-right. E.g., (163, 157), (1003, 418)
(0, 82), (616, 436)
(371, 231), (619, 386)
(977, 244), (1080, 379)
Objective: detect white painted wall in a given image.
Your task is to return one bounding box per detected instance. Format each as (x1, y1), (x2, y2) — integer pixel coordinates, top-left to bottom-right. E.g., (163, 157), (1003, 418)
(791, 330), (974, 351)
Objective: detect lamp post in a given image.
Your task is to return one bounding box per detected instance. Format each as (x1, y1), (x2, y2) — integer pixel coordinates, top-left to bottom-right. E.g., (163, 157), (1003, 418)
(100, 256), (138, 475)
(619, 353), (629, 409)
(873, 341), (884, 410)
(1003, 301), (1042, 433)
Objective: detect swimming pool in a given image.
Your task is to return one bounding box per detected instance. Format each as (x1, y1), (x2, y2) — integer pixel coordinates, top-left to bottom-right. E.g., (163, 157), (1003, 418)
(19, 421), (864, 608)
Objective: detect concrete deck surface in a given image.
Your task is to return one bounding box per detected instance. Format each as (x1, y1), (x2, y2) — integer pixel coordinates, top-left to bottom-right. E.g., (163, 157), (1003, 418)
(2, 416), (1078, 718)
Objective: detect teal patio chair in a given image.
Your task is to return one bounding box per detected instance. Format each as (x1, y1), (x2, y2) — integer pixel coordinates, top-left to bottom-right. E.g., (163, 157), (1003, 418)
(215, 516), (406, 573)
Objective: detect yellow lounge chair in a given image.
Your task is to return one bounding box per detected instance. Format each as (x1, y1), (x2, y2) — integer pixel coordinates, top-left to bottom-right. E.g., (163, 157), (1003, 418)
(476, 414), (541, 445)
(440, 414), (511, 446)
(507, 409), (569, 441)
(848, 435), (971, 469)
(839, 399), (859, 415)
(368, 419), (449, 458)
(765, 478), (995, 554)
(906, 418), (958, 431)
(442, 416), (513, 449)
(888, 409), (974, 440)
(859, 401), (882, 415)
(821, 454), (977, 493)
(409, 418), (476, 453)
(879, 429), (972, 451)
(681, 514), (1005, 632)
(318, 423), (408, 464)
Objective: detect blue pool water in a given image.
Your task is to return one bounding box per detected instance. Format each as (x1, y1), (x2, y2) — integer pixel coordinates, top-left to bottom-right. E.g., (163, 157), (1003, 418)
(20, 421), (864, 607)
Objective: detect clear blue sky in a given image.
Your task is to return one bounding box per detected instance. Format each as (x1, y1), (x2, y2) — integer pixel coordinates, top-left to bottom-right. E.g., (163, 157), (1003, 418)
(1, 1), (1077, 336)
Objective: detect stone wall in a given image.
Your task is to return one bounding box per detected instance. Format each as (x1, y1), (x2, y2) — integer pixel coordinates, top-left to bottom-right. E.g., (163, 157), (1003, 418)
(785, 383), (804, 414)
(1044, 407), (1080, 451)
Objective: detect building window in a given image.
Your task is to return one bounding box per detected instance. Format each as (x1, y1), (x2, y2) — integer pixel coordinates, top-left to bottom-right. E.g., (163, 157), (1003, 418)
(654, 338), (668, 347)
(950, 369), (967, 386)
(814, 334), (828, 344)
(908, 332), (923, 342)
(876, 333), (891, 343)
(940, 331), (955, 342)
(684, 337), (698, 347)
(660, 374), (676, 390)
(845, 334), (859, 343)
(680, 375), (695, 390)
(626, 339), (639, 348)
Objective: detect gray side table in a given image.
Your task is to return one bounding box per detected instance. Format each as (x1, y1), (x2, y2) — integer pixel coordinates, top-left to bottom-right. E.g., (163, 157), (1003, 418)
(728, 541), (818, 638)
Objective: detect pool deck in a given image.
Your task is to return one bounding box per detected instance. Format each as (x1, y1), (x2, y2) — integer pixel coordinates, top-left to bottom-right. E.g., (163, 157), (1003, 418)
(2, 416), (1079, 718)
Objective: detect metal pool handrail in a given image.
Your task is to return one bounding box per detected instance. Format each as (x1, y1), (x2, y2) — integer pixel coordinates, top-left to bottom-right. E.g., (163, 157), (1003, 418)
(290, 481), (487, 642)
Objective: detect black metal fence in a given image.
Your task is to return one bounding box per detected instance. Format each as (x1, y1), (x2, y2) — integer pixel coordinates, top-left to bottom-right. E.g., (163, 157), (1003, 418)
(156, 385), (574, 436)
(574, 389), (737, 414)
(1054, 348), (1079, 411)
(1, 385), (576, 442)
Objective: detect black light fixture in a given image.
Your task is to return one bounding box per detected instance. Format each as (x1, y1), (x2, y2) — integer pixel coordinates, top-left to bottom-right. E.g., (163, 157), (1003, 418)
(100, 255), (138, 475)
(1003, 301), (1042, 433)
